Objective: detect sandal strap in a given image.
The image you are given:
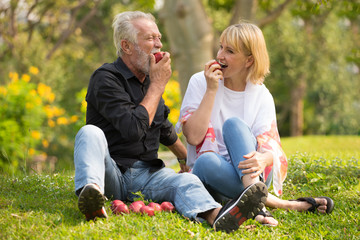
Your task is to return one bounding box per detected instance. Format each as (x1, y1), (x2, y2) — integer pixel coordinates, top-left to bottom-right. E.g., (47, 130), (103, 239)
(253, 209), (273, 219)
(296, 197), (320, 213)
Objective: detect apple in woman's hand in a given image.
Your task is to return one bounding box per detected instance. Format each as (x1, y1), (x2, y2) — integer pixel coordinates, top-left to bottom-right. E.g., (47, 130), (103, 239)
(210, 61), (221, 71)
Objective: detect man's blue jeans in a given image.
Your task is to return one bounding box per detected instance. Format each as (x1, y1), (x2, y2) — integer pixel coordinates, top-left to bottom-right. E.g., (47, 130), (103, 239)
(192, 117), (271, 201)
(74, 125), (221, 220)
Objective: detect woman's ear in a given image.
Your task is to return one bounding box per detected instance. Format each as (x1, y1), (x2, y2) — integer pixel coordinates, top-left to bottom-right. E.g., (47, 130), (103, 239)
(246, 55), (254, 68)
(120, 40), (132, 55)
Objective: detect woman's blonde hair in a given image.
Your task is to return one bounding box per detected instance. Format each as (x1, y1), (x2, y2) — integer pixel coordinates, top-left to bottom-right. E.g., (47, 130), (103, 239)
(220, 22), (270, 84)
(112, 11), (155, 57)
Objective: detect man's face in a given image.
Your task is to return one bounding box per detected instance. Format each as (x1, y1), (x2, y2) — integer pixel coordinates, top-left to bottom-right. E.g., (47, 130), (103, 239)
(131, 18), (163, 74)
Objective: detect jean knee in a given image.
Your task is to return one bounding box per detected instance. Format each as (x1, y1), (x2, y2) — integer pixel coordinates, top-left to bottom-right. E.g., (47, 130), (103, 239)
(76, 125), (107, 145)
(223, 117), (248, 133)
(193, 152), (220, 178)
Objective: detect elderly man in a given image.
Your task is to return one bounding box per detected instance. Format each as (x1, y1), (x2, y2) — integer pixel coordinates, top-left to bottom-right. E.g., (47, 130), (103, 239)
(73, 11), (267, 233)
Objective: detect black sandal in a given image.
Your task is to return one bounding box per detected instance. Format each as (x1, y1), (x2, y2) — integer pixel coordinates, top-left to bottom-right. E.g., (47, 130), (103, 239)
(295, 196), (334, 214)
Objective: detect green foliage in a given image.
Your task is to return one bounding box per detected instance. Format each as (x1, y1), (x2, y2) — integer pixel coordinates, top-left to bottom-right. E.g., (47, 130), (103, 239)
(264, 1), (360, 135)
(0, 69), (82, 174)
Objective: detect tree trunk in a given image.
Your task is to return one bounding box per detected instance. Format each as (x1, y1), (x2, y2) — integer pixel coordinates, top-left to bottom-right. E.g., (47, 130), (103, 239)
(290, 77), (306, 136)
(160, 0), (213, 97)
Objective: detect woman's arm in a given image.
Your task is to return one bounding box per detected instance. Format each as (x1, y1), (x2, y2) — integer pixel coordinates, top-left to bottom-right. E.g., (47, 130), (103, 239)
(182, 61), (222, 145)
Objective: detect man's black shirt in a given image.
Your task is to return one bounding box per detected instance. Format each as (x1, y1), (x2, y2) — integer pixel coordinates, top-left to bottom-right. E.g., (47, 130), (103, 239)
(85, 57), (178, 171)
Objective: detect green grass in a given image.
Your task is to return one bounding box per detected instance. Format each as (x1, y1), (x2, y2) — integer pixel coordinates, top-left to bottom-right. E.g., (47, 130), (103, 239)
(1, 136), (360, 239)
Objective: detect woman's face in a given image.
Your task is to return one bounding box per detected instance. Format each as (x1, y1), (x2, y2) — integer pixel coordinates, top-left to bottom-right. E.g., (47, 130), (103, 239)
(216, 40), (252, 80)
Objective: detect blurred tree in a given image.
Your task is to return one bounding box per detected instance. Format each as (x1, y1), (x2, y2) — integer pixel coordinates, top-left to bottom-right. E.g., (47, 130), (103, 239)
(161, 0), (359, 136)
(161, 0), (292, 96)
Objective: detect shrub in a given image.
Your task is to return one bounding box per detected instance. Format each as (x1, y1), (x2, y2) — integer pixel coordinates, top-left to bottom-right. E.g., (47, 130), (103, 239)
(0, 68), (78, 174)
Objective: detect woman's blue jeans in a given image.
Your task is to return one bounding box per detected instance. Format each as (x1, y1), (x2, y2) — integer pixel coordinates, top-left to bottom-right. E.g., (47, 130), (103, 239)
(74, 125), (221, 220)
(192, 117), (265, 201)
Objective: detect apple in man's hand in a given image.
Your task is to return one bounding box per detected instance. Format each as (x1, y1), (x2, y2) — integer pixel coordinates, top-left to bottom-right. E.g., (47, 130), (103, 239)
(160, 201), (175, 212)
(154, 52), (165, 63)
(140, 206), (155, 216)
(129, 200), (145, 213)
(148, 202), (162, 212)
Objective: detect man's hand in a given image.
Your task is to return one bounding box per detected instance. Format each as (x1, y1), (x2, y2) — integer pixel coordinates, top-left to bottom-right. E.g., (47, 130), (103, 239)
(178, 163), (190, 173)
(149, 52), (172, 90)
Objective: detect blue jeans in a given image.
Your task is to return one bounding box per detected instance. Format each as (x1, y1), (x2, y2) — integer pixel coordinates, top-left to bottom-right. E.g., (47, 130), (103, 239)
(192, 117), (270, 201)
(74, 125), (221, 220)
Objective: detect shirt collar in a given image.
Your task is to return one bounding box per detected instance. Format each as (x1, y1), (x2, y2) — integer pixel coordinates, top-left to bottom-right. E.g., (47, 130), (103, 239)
(114, 57), (150, 86)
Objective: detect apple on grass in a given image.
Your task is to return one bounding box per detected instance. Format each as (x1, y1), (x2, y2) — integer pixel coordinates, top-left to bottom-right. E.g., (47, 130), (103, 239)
(160, 201), (175, 212)
(154, 52), (165, 63)
(111, 200), (125, 211)
(148, 202), (162, 212)
(140, 206), (155, 217)
(113, 203), (130, 215)
(129, 200), (145, 213)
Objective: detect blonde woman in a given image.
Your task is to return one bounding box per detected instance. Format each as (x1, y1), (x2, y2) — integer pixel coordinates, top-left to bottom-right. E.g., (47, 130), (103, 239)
(176, 23), (334, 226)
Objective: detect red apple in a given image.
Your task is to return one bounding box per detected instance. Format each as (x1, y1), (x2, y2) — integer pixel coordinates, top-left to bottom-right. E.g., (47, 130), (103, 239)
(140, 206), (155, 217)
(154, 52), (165, 63)
(160, 201), (175, 212)
(148, 202), (162, 212)
(114, 203), (130, 215)
(210, 61), (221, 71)
(111, 200), (125, 210)
(129, 200), (145, 213)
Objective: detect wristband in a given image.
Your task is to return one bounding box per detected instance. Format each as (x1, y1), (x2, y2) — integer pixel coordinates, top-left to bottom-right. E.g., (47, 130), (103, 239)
(177, 157), (187, 165)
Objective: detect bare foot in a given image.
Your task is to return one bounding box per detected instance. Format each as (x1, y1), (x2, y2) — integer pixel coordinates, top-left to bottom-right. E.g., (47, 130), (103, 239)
(294, 197), (328, 213)
(254, 207), (278, 226)
(254, 214), (278, 226)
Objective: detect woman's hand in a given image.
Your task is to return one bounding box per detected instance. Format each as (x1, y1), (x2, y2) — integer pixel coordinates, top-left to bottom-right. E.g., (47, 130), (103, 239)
(204, 60), (223, 93)
(237, 151), (273, 178)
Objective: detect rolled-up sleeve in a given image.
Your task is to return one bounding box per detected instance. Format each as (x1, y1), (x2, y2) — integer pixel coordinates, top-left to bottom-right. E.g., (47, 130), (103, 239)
(160, 117), (178, 146)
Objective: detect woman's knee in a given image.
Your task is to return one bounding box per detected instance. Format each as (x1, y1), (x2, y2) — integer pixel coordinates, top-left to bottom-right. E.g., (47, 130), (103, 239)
(192, 152), (221, 176)
(223, 117), (248, 133)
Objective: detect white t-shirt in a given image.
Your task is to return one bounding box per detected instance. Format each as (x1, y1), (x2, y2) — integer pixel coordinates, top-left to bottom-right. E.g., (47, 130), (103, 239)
(217, 87), (245, 160)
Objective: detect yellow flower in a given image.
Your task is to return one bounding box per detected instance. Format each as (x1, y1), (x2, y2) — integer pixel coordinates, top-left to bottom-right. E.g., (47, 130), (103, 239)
(0, 86), (7, 96)
(42, 139), (49, 148)
(48, 119), (56, 127)
(28, 148), (36, 156)
(30, 89), (37, 96)
(37, 83), (55, 102)
(26, 102), (34, 109)
(29, 66), (39, 75)
(9, 72), (19, 81)
(57, 117), (68, 125)
(31, 130), (41, 140)
(70, 115), (79, 123)
(21, 74), (31, 82)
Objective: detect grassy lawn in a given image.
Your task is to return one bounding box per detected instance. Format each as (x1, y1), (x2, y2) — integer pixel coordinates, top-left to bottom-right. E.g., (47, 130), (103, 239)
(0, 136), (359, 239)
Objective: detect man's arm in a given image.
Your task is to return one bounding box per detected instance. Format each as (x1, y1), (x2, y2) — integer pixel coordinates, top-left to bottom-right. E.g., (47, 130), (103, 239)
(167, 138), (190, 173)
(140, 53), (172, 125)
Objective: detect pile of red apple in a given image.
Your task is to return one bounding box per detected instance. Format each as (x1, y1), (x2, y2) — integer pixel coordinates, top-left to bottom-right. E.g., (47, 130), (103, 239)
(111, 200), (175, 217)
